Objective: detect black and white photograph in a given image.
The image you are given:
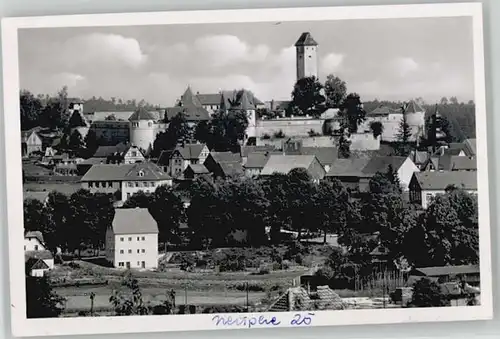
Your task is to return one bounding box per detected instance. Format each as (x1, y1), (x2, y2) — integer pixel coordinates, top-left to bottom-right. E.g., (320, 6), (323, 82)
(1, 2), (492, 337)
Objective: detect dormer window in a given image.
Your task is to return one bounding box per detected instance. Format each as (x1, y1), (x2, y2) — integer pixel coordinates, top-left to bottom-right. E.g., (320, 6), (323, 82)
(138, 170), (145, 177)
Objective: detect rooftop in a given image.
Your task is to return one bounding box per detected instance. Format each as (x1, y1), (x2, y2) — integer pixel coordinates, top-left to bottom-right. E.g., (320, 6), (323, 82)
(260, 154), (317, 176)
(412, 265), (479, 277)
(361, 156), (409, 175)
(295, 32), (319, 47)
(128, 107), (157, 121)
(413, 171), (477, 190)
(244, 152), (271, 169)
(173, 143), (207, 160)
(81, 162), (171, 182)
(112, 208), (159, 235)
(326, 158), (372, 177)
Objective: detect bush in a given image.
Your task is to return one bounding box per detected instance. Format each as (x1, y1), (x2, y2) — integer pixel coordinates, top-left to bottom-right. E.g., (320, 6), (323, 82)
(308, 129), (321, 137)
(202, 305), (245, 313)
(262, 134), (271, 140)
(273, 130), (286, 139)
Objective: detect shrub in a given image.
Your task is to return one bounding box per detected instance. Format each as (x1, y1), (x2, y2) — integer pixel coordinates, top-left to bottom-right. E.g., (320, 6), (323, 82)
(308, 129), (321, 137)
(262, 134), (271, 140)
(273, 130), (286, 139)
(202, 305), (245, 313)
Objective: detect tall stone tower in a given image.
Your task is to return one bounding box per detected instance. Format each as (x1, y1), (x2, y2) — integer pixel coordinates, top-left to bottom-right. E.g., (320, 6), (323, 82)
(128, 107), (157, 153)
(295, 32), (319, 81)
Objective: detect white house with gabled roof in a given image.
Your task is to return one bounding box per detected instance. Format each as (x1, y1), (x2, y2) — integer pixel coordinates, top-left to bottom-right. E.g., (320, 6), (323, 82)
(105, 208), (159, 269)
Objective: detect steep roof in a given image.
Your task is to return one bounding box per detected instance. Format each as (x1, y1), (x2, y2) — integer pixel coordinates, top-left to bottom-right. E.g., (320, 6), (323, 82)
(81, 164), (134, 181)
(185, 164), (209, 174)
(210, 151), (242, 164)
(93, 143), (129, 158)
(361, 156), (409, 175)
(300, 147), (338, 166)
(367, 105), (401, 117)
(165, 106), (210, 121)
(122, 162), (172, 181)
(260, 155), (317, 176)
(174, 143), (207, 160)
(219, 162), (244, 177)
(450, 156), (477, 171)
(157, 150), (174, 166)
(180, 86), (203, 107)
(112, 208), (158, 235)
(25, 231), (45, 244)
(25, 250), (53, 260)
(463, 138), (477, 156)
(25, 257), (49, 270)
(244, 152), (270, 169)
(413, 171), (477, 190)
(220, 90), (263, 111)
(196, 93), (222, 106)
(326, 158), (372, 177)
(128, 107), (157, 121)
(295, 32), (318, 47)
(405, 100), (425, 113)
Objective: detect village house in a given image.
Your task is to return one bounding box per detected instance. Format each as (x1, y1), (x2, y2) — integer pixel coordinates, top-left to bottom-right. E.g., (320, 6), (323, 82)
(260, 154), (326, 182)
(325, 158), (372, 192)
(183, 163), (211, 180)
(80, 162), (172, 203)
(361, 156), (420, 191)
(91, 142), (145, 164)
(407, 265), (480, 286)
(167, 143), (210, 178)
(240, 145), (277, 165)
(105, 208), (159, 269)
(24, 231), (46, 251)
(408, 171), (478, 209)
(243, 152), (272, 177)
(203, 151), (244, 179)
(23, 191), (50, 205)
(21, 128), (43, 157)
(282, 139), (338, 173)
(462, 138), (477, 157)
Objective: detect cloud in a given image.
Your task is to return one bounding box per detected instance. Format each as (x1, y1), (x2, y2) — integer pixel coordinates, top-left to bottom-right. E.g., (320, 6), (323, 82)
(61, 33), (148, 70)
(393, 57), (419, 77)
(321, 53), (344, 74)
(193, 35), (270, 67)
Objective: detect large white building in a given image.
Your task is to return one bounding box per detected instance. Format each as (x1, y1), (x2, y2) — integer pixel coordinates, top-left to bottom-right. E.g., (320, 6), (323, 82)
(105, 208), (159, 269)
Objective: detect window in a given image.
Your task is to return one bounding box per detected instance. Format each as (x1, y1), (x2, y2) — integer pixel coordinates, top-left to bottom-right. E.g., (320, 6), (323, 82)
(141, 249), (145, 253)
(135, 182), (140, 187)
(128, 237), (132, 241)
(137, 261), (140, 266)
(126, 262), (130, 269)
(89, 182), (93, 188)
(120, 250), (124, 254)
(141, 236), (145, 241)
(34, 245), (39, 251)
(141, 261), (146, 268)
(128, 249), (132, 254)
(119, 262), (124, 267)
(138, 170), (144, 177)
(120, 237), (124, 242)
(128, 182), (133, 187)
(108, 181), (113, 188)
(131, 151), (137, 157)
(127, 193), (131, 199)
(143, 182), (148, 187)
(137, 236), (140, 241)
(137, 249), (140, 253)
(150, 182), (155, 188)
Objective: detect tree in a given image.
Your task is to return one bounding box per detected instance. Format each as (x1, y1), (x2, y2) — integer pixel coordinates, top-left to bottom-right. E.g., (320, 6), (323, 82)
(338, 93), (366, 133)
(68, 130), (85, 151)
(67, 111), (87, 128)
(122, 191), (153, 209)
(149, 185), (185, 243)
(337, 131), (351, 159)
(324, 74), (347, 108)
(287, 168), (315, 240)
(20, 90), (43, 130)
(369, 121), (384, 139)
(396, 103), (412, 156)
(105, 114), (117, 121)
(409, 278), (450, 307)
(24, 199), (48, 233)
(449, 96), (459, 105)
(289, 76), (325, 117)
(153, 112), (192, 156)
(197, 110), (248, 152)
(26, 276), (65, 318)
(440, 97), (449, 105)
(45, 191), (71, 252)
(84, 129), (99, 158)
(261, 173), (292, 243)
(313, 179), (350, 243)
(109, 272), (149, 316)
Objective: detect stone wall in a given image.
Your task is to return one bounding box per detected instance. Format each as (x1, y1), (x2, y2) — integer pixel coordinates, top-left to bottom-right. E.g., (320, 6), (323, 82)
(255, 117), (325, 138)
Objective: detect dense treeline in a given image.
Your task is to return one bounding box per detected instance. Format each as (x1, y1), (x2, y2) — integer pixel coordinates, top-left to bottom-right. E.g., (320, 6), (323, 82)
(26, 165), (478, 273)
(20, 87), (157, 131)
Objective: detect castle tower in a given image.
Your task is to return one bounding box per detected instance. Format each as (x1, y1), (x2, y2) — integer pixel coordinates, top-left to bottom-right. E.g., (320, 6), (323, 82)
(404, 100), (426, 141)
(295, 32), (319, 81)
(128, 107), (157, 153)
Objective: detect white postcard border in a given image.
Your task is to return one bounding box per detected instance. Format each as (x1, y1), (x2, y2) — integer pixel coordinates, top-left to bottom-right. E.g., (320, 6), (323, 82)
(1, 2), (492, 337)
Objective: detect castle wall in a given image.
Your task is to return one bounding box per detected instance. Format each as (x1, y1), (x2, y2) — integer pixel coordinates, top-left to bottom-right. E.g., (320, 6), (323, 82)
(255, 117), (324, 138)
(361, 112), (425, 142)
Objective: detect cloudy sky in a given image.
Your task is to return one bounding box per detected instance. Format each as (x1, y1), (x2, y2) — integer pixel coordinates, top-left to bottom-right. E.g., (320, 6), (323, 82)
(18, 16), (474, 106)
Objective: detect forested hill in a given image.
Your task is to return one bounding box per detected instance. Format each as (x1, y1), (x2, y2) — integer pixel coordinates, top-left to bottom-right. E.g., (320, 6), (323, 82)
(363, 100), (476, 141)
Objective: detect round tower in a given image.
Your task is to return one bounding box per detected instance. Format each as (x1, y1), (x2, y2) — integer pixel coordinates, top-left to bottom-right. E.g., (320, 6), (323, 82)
(295, 32), (319, 81)
(404, 100), (426, 141)
(129, 107), (156, 153)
